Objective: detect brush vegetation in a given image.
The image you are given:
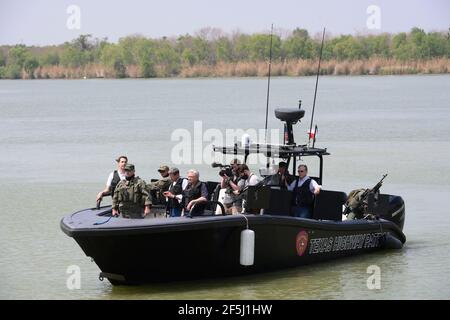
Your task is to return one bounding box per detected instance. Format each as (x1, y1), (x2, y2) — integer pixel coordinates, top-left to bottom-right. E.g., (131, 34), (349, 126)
(1, 27), (449, 79)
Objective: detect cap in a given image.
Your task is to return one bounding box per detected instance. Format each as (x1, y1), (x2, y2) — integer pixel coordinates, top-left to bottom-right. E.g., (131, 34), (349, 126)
(124, 163), (135, 171)
(279, 161), (287, 168)
(168, 167), (179, 174)
(158, 165), (170, 172)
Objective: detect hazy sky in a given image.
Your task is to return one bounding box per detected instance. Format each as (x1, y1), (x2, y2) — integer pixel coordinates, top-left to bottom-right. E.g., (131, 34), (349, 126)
(0, 0), (449, 45)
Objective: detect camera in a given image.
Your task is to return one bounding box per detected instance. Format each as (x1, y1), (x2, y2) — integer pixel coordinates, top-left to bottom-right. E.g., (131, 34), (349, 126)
(219, 168), (233, 177)
(211, 162), (233, 177)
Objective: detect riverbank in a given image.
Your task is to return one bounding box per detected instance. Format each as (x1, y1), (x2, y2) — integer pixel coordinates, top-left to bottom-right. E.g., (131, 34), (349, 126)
(2, 28), (449, 79)
(13, 58), (449, 79)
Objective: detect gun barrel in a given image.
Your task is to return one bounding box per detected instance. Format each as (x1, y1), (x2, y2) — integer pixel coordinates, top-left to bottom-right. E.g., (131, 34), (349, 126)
(371, 174), (388, 192)
(378, 173), (388, 184)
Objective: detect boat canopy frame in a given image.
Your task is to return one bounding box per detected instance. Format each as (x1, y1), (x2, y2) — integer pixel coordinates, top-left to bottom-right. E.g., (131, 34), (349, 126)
(213, 142), (330, 185)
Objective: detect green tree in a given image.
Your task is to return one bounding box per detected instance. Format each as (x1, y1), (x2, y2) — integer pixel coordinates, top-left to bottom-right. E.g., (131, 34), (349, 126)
(73, 34), (94, 51)
(360, 34), (391, 58)
(214, 37), (233, 62)
(133, 38), (157, 77)
(176, 35), (195, 65)
(447, 28), (450, 58)
(90, 37), (109, 63)
(40, 52), (60, 66)
(425, 32), (447, 57)
(232, 34), (251, 61)
(8, 45), (30, 68)
(176, 34), (216, 65)
(154, 39), (180, 76)
(116, 36), (157, 76)
(392, 28), (432, 60)
(5, 64), (22, 79)
(321, 40), (334, 60)
(117, 36), (139, 65)
(60, 34), (101, 67)
(181, 48), (196, 66)
(409, 27), (428, 59)
(100, 44), (126, 77)
(23, 57), (39, 78)
(0, 51), (5, 66)
(192, 36), (215, 64)
(332, 35), (365, 60)
(282, 28), (314, 59)
(139, 60), (154, 77)
(247, 33), (281, 61)
(60, 45), (87, 67)
(392, 32), (411, 60)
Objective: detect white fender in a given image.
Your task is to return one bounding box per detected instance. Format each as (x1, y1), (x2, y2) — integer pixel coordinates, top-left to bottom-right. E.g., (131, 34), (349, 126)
(240, 229), (255, 266)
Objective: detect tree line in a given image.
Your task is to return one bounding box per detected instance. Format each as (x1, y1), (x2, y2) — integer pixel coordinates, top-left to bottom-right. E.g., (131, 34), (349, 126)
(0, 27), (449, 79)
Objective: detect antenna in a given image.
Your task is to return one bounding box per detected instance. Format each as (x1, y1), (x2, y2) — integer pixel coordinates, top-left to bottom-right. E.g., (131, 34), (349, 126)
(308, 27), (326, 146)
(264, 24), (274, 143)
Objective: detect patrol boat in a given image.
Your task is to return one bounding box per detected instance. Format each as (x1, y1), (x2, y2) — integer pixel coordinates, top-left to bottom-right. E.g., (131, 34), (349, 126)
(60, 106), (406, 285)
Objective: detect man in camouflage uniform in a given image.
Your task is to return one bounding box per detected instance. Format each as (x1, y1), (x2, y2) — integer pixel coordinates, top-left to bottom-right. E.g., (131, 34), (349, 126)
(112, 163), (152, 219)
(148, 165), (172, 204)
(345, 188), (367, 220)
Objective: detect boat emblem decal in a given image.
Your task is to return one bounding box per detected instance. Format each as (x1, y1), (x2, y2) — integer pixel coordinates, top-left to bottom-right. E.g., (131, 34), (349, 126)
(296, 230), (309, 256)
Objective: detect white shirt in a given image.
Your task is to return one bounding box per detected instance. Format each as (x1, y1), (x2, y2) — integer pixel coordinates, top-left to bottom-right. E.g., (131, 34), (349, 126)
(106, 170), (126, 187)
(244, 173), (261, 188)
(288, 176), (320, 193)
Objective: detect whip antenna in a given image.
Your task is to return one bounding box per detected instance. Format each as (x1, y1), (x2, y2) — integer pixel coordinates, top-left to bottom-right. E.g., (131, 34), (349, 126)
(264, 24), (274, 143)
(308, 27), (326, 146)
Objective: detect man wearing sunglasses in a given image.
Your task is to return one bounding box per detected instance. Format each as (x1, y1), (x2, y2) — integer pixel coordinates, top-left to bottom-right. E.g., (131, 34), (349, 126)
(287, 164), (321, 218)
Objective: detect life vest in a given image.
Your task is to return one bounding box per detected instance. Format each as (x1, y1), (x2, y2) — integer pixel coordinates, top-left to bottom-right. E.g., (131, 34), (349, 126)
(168, 178), (186, 209)
(110, 170), (121, 196)
(184, 181), (207, 213)
(293, 178), (314, 207)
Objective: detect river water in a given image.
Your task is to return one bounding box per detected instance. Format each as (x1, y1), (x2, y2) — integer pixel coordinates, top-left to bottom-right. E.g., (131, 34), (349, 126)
(0, 75), (449, 299)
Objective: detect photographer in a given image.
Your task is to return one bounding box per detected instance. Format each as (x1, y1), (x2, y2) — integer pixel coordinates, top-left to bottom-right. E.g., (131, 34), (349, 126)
(220, 159), (244, 214)
(237, 164), (261, 214)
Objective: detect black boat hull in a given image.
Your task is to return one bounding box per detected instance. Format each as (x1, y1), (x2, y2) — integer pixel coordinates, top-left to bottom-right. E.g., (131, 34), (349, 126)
(61, 207), (405, 285)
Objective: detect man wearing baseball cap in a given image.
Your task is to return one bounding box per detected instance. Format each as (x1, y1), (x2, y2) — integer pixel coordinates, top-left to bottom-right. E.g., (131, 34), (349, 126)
(112, 163), (152, 218)
(148, 164), (172, 204)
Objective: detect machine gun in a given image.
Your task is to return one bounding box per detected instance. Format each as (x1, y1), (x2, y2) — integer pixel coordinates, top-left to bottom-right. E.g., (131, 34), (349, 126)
(344, 174), (388, 216)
